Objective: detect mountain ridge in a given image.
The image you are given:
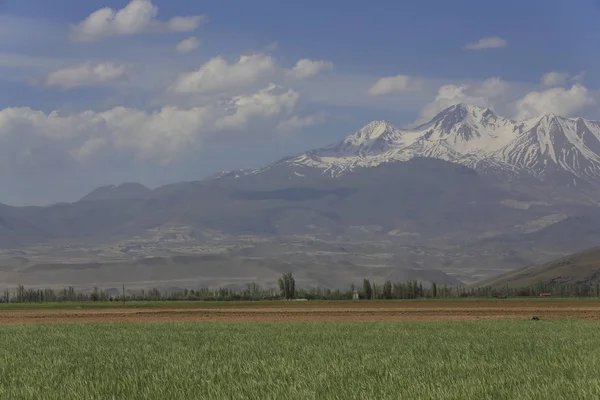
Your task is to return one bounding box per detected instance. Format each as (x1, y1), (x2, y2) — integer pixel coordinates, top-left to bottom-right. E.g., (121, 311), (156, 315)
(80, 183), (151, 202)
(72, 104), (600, 202)
(475, 245), (600, 289)
(272, 104), (600, 186)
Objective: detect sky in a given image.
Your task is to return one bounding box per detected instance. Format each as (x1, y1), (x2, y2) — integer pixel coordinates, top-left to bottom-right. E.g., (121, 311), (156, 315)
(1, 0), (600, 205)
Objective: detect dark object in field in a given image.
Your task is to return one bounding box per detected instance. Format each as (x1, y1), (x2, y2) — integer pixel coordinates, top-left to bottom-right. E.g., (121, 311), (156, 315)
(539, 292), (551, 297)
(493, 295), (507, 299)
(531, 316), (540, 321)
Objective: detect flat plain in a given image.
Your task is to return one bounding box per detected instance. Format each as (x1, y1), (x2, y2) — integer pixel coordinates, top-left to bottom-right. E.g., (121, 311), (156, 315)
(2, 300), (600, 399)
(1, 299), (600, 323)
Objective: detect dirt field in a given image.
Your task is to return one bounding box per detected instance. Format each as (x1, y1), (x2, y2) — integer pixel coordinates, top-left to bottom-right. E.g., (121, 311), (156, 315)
(1, 300), (599, 324)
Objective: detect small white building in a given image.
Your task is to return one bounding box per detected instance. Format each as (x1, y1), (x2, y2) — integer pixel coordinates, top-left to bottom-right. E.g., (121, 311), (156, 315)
(352, 290), (360, 300)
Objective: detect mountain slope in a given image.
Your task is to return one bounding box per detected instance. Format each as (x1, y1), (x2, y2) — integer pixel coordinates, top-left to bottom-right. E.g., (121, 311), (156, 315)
(0, 253), (462, 291)
(281, 104), (600, 185)
(0, 158), (548, 244)
(0, 204), (48, 247)
(81, 183), (151, 202)
(476, 246), (600, 289)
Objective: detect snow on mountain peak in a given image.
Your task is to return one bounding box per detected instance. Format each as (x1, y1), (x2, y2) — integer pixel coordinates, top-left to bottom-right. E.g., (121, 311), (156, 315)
(425, 104), (500, 129)
(438, 103), (496, 117)
(361, 119), (395, 132)
(351, 120), (398, 141)
(320, 119), (409, 158)
(283, 104), (600, 183)
(439, 103), (491, 117)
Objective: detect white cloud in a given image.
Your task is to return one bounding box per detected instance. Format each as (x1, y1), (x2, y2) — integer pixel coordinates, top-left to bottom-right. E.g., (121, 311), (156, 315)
(0, 84), (300, 165)
(276, 113), (325, 133)
(471, 77), (510, 99)
(170, 54), (277, 95)
(167, 16), (205, 32)
(0, 107), (100, 140)
(287, 59), (333, 80)
(463, 36), (507, 50)
(368, 74), (421, 96)
(571, 71), (586, 84)
(70, 0), (206, 42)
(0, 105), (216, 164)
(99, 105), (217, 163)
(70, 137), (107, 162)
(541, 71), (587, 87)
(214, 84), (299, 130)
(416, 77), (509, 124)
(176, 36), (201, 54)
(541, 72), (570, 87)
(514, 84), (596, 120)
(44, 62), (128, 89)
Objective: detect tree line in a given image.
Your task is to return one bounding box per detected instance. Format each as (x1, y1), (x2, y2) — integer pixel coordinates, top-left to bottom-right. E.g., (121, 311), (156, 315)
(2, 274), (600, 303)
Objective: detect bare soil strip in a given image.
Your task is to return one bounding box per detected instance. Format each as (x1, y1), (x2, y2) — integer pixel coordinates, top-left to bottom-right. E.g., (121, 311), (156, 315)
(1, 301), (599, 324)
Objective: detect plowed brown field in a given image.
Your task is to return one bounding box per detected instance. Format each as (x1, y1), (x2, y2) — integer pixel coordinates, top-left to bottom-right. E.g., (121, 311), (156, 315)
(1, 300), (599, 324)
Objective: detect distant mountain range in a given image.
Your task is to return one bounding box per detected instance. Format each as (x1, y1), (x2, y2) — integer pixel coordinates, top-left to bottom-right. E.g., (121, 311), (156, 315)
(78, 104), (600, 199)
(2, 104), (600, 289)
(280, 104), (600, 185)
(2, 158), (524, 244)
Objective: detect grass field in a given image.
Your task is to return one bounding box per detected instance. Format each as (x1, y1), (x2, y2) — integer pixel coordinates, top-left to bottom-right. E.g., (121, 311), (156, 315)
(1, 320), (600, 399)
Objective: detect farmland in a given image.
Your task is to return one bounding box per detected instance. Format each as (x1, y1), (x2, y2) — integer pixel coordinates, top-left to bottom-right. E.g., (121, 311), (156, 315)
(1, 300), (600, 399)
(1, 299), (600, 323)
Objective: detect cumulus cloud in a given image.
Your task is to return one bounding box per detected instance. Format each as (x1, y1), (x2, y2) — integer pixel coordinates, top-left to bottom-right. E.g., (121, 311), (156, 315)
(0, 84), (300, 165)
(416, 77), (509, 124)
(571, 71), (586, 84)
(463, 36), (507, 50)
(514, 84), (596, 120)
(170, 54), (277, 95)
(276, 113), (325, 133)
(367, 74), (421, 96)
(0, 105), (215, 163)
(0, 107), (102, 140)
(100, 105), (218, 163)
(471, 77), (510, 99)
(214, 84), (299, 130)
(70, 137), (107, 163)
(167, 16), (205, 32)
(70, 0), (207, 42)
(541, 72), (570, 87)
(287, 59), (333, 79)
(541, 71), (586, 87)
(176, 36), (201, 53)
(44, 62), (128, 89)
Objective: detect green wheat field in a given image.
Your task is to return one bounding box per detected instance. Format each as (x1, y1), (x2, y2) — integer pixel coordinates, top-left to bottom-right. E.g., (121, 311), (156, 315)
(1, 321), (599, 399)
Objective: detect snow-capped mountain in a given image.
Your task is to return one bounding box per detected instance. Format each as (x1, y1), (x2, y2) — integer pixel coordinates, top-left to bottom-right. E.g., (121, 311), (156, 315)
(284, 104), (600, 184)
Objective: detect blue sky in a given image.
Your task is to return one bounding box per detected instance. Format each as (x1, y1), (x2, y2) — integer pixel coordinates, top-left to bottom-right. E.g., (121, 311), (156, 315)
(1, 0), (599, 205)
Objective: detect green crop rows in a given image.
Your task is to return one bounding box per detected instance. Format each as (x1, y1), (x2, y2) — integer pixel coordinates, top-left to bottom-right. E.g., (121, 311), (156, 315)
(1, 321), (599, 399)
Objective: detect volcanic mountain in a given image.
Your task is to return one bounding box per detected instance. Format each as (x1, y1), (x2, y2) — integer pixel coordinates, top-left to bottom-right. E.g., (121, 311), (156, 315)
(3, 104), (600, 288)
(276, 104), (600, 185)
